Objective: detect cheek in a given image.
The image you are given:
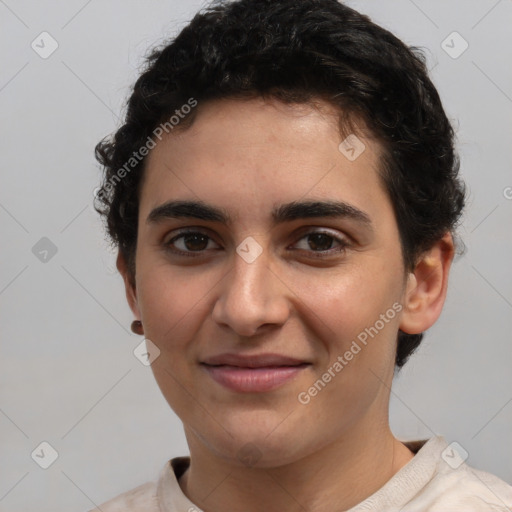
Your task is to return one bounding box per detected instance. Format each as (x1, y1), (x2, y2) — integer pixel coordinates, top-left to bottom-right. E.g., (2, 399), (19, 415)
(136, 264), (216, 416)
(136, 262), (215, 353)
(292, 257), (404, 360)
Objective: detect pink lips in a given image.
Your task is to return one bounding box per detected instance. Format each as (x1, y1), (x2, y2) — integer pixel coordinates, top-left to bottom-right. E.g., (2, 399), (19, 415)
(200, 353), (310, 393)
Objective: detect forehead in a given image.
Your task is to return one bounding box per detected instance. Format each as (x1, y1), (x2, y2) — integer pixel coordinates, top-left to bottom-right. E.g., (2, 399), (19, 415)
(139, 97), (389, 227)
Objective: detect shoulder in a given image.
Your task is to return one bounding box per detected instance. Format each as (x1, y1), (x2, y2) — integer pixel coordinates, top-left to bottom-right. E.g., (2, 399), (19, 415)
(353, 436), (512, 512)
(414, 455), (512, 511)
(87, 481), (159, 512)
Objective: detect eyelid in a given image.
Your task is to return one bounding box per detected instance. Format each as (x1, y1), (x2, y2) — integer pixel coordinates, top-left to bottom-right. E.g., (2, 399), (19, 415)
(292, 225), (350, 241)
(289, 228), (351, 255)
(163, 227), (222, 257)
(163, 226), (351, 257)
(164, 226), (215, 243)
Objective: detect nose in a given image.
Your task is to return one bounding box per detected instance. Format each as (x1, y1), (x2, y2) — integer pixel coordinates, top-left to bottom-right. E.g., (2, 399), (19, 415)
(211, 240), (290, 337)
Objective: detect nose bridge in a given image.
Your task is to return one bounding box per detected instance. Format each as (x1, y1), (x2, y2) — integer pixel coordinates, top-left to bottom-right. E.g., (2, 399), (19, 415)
(228, 235), (274, 309)
(212, 236), (288, 335)
(232, 238), (269, 296)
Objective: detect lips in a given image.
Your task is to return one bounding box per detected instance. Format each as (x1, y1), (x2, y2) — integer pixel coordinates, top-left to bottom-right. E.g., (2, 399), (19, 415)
(201, 352), (308, 368)
(200, 353), (311, 392)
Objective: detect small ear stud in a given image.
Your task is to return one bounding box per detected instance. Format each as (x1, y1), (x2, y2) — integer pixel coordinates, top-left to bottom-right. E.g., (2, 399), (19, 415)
(131, 320), (144, 335)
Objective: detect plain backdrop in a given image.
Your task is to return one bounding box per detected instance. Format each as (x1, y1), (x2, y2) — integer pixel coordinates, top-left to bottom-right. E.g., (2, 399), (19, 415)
(1, 0), (511, 510)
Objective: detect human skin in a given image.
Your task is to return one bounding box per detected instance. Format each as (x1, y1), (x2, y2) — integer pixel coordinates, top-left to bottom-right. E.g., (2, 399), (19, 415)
(117, 97), (454, 512)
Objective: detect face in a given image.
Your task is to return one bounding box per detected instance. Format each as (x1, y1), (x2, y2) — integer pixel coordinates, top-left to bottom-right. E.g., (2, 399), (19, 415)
(127, 97), (412, 467)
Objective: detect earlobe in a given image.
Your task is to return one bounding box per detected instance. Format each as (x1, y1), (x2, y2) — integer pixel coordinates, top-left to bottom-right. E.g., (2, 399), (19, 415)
(116, 251), (141, 319)
(399, 232), (455, 335)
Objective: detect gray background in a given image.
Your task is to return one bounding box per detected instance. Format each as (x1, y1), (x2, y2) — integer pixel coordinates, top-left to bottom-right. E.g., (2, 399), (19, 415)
(1, 0), (511, 510)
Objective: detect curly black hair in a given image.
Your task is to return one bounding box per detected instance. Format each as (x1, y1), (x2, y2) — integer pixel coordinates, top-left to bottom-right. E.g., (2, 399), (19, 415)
(94, 0), (466, 368)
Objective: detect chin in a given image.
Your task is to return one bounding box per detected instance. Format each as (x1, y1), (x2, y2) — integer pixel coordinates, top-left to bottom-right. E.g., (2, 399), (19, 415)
(199, 421), (313, 468)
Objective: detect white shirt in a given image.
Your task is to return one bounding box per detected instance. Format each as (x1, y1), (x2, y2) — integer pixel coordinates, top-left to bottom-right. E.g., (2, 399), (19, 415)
(89, 436), (512, 511)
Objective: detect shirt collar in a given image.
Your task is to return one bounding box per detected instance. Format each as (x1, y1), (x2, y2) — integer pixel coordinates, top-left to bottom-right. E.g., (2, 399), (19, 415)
(156, 437), (445, 512)
(157, 456), (198, 512)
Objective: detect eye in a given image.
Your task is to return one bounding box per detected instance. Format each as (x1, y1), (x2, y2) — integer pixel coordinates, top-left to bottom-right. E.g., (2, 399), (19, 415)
(163, 228), (350, 259)
(164, 230), (221, 256)
(292, 230), (350, 257)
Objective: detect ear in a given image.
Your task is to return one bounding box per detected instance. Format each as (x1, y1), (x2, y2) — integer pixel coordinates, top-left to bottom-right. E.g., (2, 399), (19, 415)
(399, 232), (455, 335)
(116, 251), (141, 319)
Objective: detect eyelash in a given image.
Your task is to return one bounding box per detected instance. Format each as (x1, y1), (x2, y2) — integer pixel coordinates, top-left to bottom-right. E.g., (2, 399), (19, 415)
(163, 229), (350, 259)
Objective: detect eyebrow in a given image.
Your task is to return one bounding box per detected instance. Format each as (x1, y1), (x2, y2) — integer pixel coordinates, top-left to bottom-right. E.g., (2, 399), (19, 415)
(146, 199), (373, 229)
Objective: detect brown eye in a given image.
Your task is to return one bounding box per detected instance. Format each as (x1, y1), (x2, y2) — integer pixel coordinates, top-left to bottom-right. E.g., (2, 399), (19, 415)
(180, 233), (209, 251)
(305, 233), (336, 251)
(292, 230), (350, 257)
(165, 230), (221, 255)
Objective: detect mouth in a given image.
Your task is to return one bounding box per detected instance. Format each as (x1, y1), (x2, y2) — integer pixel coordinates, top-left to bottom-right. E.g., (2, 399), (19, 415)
(200, 353), (311, 392)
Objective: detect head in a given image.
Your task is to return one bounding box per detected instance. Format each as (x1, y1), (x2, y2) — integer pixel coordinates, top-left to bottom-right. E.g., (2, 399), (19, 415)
(94, 0), (465, 466)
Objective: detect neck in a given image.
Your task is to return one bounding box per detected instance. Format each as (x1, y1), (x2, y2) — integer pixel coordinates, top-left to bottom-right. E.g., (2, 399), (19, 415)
(178, 424), (414, 512)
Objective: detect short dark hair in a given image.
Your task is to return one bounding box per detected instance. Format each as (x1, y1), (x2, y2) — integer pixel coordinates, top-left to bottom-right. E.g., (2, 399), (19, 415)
(94, 0), (466, 368)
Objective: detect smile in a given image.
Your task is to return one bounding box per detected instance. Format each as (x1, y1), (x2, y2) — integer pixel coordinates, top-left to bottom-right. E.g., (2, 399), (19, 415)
(200, 363), (311, 392)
